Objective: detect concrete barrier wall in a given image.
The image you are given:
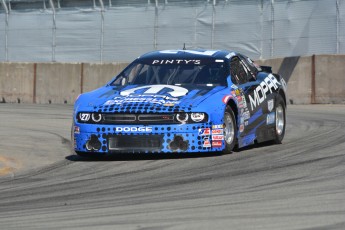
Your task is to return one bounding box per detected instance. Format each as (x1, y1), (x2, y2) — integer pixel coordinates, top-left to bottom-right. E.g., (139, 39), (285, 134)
(36, 63), (81, 104)
(258, 55), (345, 104)
(315, 55), (345, 104)
(0, 62), (127, 105)
(82, 63), (128, 93)
(0, 63), (34, 103)
(257, 56), (313, 105)
(0, 55), (344, 105)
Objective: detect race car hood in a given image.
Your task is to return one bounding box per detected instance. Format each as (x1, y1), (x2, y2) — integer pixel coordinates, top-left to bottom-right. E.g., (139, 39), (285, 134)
(76, 84), (227, 111)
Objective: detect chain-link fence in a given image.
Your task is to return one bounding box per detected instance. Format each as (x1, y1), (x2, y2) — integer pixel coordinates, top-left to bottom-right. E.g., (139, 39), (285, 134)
(0, 0), (344, 62)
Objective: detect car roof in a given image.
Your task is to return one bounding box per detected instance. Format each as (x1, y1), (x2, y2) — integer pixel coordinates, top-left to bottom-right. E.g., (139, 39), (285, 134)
(138, 49), (238, 60)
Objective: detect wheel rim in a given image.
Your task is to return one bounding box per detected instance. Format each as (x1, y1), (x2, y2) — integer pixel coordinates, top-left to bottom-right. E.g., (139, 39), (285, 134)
(224, 112), (235, 144)
(276, 104), (285, 135)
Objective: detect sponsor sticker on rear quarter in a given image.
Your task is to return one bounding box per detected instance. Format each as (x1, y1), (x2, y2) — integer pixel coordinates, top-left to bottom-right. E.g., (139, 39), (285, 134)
(212, 135), (224, 141)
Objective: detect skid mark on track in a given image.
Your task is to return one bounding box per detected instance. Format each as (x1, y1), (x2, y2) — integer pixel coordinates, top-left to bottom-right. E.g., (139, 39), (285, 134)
(0, 156), (22, 176)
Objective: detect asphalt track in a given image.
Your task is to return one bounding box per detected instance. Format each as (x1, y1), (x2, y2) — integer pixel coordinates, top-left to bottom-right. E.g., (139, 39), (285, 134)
(0, 104), (344, 230)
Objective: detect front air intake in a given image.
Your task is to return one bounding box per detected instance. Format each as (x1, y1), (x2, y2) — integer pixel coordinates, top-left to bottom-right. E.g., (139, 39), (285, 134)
(108, 135), (164, 151)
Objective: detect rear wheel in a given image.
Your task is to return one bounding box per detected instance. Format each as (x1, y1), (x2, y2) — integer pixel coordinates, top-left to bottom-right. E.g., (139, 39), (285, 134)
(223, 106), (237, 153)
(273, 95), (286, 144)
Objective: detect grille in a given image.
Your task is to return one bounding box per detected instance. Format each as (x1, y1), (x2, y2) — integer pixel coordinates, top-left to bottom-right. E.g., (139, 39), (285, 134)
(103, 114), (136, 122)
(138, 114), (174, 122)
(103, 114), (175, 124)
(108, 135), (164, 151)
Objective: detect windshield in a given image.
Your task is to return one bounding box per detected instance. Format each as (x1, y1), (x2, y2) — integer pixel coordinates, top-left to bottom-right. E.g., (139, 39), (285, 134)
(111, 59), (228, 86)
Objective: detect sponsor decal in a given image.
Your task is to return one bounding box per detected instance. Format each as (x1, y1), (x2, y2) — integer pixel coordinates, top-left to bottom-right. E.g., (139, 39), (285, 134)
(152, 59), (201, 65)
(74, 126), (80, 134)
(243, 111), (250, 120)
(212, 124), (223, 129)
(266, 112), (275, 125)
(268, 99), (274, 112)
(231, 84), (238, 89)
(239, 124), (244, 132)
(244, 121), (248, 126)
(237, 95), (247, 108)
(203, 137), (211, 148)
(212, 135), (224, 140)
(222, 95), (232, 104)
(212, 141), (222, 147)
(225, 52), (236, 59)
(104, 88), (185, 106)
(234, 89), (241, 96)
(248, 74), (281, 111)
(183, 50), (218, 56)
(212, 129), (223, 135)
(120, 85), (188, 97)
(163, 103), (175, 106)
(240, 117), (245, 124)
(159, 50), (217, 56)
(104, 95), (180, 106)
(115, 127), (152, 132)
(198, 128), (211, 136)
(241, 95), (247, 108)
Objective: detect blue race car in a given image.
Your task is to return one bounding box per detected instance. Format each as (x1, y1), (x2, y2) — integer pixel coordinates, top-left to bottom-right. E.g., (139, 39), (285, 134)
(72, 50), (287, 156)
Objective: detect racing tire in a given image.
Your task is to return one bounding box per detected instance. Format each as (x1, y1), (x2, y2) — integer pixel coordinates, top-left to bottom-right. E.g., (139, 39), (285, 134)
(223, 106), (237, 153)
(76, 152), (89, 158)
(76, 151), (104, 159)
(273, 95), (286, 144)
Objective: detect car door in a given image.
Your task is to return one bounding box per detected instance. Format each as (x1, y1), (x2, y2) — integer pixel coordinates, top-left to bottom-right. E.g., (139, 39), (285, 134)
(229, 56), (264, 136)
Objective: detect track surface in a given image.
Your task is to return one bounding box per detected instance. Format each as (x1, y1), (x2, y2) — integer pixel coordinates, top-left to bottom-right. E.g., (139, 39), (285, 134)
(0, 104), (344, 230)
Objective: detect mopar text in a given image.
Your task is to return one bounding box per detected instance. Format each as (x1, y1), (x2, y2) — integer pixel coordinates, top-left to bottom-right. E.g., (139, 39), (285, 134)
(248, 74), (281, 111)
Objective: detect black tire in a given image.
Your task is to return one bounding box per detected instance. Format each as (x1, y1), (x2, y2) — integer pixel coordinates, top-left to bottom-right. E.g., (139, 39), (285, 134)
(273, 95), (286, 144)
(76, 151), (89, 158)
(223, 106), (237, 153)
(76, 151), (105, 159)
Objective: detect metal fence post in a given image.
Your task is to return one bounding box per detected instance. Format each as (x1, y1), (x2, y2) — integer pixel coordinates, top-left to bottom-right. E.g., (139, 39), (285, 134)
(271, 0), (274, 58)
(211, 0), (216, 49)
(99, 0), (105, 63)
(49, 0), (56, 62)
(260, 0), (264, 59)
(1, 0), (9, 61)
(194, 8), (197, 48)
(154, 0), (158, 50)
(336, 0), (339, 54)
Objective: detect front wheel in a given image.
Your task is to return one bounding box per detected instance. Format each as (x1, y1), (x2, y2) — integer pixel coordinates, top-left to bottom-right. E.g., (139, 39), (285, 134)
(273, 95), (286, 144)
(223, 106), (237, 153)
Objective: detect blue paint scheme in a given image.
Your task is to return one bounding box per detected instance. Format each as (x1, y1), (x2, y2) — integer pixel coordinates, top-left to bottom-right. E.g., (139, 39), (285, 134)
(72, 49), (286, 154)
(248, 108), (263, 124)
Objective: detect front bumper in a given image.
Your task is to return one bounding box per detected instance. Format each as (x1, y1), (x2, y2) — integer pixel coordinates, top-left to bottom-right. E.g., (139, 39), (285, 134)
(73, 123), (225, 154)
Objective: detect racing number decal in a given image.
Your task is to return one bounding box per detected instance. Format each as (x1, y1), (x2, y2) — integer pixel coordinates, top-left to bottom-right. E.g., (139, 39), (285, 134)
(79, 113), (90, 121)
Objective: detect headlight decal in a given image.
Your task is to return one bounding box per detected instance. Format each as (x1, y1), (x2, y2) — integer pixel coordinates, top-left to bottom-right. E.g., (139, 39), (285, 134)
(191, 113), (205, 122)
